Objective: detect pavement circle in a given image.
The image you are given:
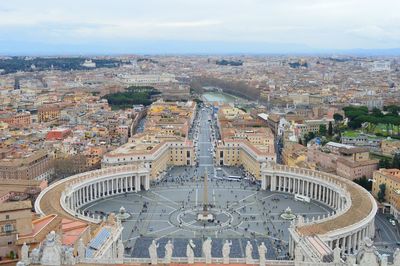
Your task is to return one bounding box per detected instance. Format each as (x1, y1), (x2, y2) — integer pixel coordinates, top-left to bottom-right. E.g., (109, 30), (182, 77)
(170, 206), (242, 232)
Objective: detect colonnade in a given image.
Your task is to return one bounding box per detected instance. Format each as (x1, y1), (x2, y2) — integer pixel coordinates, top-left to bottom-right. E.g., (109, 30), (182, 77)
(263, 174), (346, 210)
(325, 220), (375, 255)
(64, 173), (150, 216)
(261, 164), (377, 258)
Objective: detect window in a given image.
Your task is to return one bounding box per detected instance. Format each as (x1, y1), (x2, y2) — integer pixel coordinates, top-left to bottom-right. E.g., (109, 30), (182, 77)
(4, 224), (13, 233)
(5, 215), (9, 220)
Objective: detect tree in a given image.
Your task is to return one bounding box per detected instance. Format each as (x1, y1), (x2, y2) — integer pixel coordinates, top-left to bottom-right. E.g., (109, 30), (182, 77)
(379, 158), (391, 169)
(304, 132), (316, 145)
(372, 107), (383, 117)
(328, 121), (333, 136)
(353, 176), (372, 191)
(333, 113), (343, 122)
(392, 152), (400, 169)
(319, 124), (327, 136)
(377, 183), (386, 202)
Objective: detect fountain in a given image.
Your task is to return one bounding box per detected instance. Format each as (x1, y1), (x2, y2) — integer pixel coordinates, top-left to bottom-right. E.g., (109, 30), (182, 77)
(280, 207), (297, 220)
(116, 206), (130, 221)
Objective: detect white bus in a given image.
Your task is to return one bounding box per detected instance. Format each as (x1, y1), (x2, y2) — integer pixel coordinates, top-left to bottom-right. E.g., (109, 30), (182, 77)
(294, 194), (310, 203)
(225, 175), (241, 181)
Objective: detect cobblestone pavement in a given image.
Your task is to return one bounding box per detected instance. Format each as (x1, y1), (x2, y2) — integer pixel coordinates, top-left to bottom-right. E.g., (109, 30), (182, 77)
(82, 174), (332, 259)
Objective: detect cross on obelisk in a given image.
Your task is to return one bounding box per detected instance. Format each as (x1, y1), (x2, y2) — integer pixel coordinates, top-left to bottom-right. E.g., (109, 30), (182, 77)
(203, 169), (209, 215)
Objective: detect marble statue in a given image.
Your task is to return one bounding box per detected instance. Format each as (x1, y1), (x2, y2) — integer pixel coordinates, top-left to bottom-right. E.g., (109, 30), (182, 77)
(346, 254), (356, 266)
(358, 238), (379, 266)
(30, 248), (41, 264)
(148, 240), (159, 265)
(21, 242), (29, 265)
(222, 240), (232, 264)
(164, 240), (174, 263)
(381, 254), (388, 266)
(393, 248), (400, 266)
(64, 247), (75, 265)
(245, 241), (253, 264)
(117, 239), (124, 259)
(258, 242), (267, 266)
(202, 237), (212, 264)
(41, 231), (62, 266)
(186, 239), (196, 264)
(333, 245), (341, 263)
(77, 238), (85, 260)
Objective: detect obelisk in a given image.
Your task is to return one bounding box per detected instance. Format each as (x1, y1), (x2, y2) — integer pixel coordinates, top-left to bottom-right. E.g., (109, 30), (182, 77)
(203, 170), (209, 215)
(197, 169), (214, 221)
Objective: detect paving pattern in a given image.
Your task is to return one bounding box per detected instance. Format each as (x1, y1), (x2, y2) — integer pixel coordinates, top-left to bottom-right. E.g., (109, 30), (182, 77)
(81, 174), (332, 259)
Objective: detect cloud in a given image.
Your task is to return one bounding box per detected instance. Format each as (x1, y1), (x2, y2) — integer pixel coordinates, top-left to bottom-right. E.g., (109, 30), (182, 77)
(0, 0), (400, 52)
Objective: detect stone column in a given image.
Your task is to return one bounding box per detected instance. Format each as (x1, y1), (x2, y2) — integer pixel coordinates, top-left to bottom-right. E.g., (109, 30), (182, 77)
(347, 235), (351, 254)
(83, 187), (87, 203)
(261, 176), (267, 190)
(310, 183), (314, 198)
(283, 176), (286, 192)
(353, 232), (358, 252)
(306, 181), (309, 196)
(327, 189), (331, 206)
(91, 184), (94, 200)
(340, 237), (345, 256)
(277, 176), (281, 191)
(135, 175), (140, 192)
(145, 175), (150, 190)
(272, 175), (277, 191)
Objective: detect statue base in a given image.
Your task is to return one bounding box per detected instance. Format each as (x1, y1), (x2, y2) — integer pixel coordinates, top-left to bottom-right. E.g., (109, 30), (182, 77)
(197, 213), (214, 222)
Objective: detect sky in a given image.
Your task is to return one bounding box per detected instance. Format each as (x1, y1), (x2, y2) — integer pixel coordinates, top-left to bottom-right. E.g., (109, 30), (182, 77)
(0, 0), (399, 55)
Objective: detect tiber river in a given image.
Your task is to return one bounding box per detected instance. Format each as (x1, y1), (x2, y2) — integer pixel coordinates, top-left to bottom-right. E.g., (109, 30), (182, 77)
(202, 91), (238, 103)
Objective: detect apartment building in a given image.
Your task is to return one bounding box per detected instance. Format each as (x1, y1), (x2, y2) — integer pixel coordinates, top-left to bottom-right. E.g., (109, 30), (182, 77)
(0, 149), (54, 181)
(372, 168), (400, 221)
(215, 106), (276, 180)
(38, 105), (61, 122)
(282, 142), (312, 168)
(295, 118), (334, 138)
(308, 142), (378, 180)
(102, 101), (197, 180)
(0, 111), (31, 128)
(381, 138), (400, 156)
(102, 134), (195, 179)
(0, 201), (32, 260)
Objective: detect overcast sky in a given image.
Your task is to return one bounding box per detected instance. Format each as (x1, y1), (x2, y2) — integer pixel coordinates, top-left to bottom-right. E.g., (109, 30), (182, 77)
(0, 0), (399, 54)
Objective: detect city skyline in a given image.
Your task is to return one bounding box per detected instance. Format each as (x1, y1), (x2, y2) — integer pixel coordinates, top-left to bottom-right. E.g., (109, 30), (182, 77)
(1, 0), (400, 55)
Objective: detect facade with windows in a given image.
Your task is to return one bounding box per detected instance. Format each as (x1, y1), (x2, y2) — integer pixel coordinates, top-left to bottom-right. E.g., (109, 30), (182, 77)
(0, 201), (32, 260)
